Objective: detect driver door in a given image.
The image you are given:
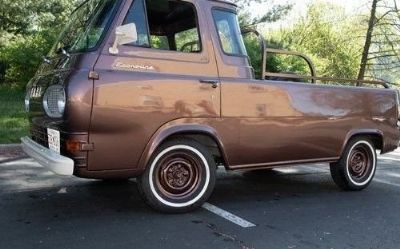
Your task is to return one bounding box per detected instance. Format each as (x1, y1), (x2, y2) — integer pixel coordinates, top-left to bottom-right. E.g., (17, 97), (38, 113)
(88, 0), (220, 171)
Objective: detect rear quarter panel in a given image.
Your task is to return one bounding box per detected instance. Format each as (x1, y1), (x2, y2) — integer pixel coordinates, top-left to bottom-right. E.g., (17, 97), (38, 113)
(221, 79), (399, 168)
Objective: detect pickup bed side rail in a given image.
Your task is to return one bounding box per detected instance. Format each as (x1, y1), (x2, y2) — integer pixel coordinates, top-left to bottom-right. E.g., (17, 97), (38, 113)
(242, 29), (390, 89)
(264, 48), (390, 89)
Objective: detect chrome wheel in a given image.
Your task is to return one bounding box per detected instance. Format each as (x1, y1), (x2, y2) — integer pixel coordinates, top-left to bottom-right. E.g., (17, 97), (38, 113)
(155, 151), (203, 201)
(348, 145), (371, 183)
(331, 138), (377, 191)
(138, 139), (216, 213)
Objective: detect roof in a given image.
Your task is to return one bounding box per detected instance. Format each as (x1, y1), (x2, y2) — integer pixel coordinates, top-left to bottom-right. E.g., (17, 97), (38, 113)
(207, 0), (237, 8)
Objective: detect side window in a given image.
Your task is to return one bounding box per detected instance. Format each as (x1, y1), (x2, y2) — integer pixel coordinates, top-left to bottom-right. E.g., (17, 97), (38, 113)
(151, 35), (169, 50)
(123, 0), (201, 53)
(212, 9), (247, 56)
(175, 28), (200, 53)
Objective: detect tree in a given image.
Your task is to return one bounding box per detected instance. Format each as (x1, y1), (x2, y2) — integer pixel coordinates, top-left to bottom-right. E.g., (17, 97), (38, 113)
(235, 0), (293, 78)
(0, 0), (77, 86)
(232, 0), (293, 27)
(277, 2), (362, 80)
(0, 0), (76, 38)
(357, 0), (400, 85)
(357, 0), (378, 83)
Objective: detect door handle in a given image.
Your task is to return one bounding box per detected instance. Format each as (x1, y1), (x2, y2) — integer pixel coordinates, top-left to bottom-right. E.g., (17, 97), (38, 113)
(199, 79), (219, 88)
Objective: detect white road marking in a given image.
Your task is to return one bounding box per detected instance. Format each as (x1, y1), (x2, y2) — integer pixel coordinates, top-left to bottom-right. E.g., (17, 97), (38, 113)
(385, 172), (400, 178)
(202, 202), (256, 228)
(57, 187), (68, 194)
(378, 156), (400, 162)
(387, 150), (400, 156)
(374, 178), (400, 188)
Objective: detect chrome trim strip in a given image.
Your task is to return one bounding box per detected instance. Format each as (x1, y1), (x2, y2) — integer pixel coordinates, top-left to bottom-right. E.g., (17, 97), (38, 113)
(229, 157), (340, 170)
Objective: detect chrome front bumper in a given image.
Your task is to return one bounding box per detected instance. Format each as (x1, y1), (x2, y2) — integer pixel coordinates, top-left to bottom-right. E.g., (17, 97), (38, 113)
(21, 136), (74, 176)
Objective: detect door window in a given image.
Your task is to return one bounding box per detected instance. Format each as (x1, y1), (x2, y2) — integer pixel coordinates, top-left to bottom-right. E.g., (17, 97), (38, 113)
(123, 0), (150, 47)
(123, 0), (201, 53)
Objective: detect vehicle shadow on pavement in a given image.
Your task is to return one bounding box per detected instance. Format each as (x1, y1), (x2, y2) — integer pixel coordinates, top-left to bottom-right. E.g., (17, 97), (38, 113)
(0, 164), (389, 219)
(1, 162), (399, 249)
(208, 168), (365, 205)
(0, 180), (166, 230)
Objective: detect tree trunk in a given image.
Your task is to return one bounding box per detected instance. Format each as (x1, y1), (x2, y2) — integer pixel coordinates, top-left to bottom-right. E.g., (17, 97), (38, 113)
(357, 0), (379, 85)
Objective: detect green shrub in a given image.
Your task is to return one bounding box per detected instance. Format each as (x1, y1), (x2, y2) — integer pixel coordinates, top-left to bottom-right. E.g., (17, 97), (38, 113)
(0, 32), (56, 89)
(0, 86), (28, 143)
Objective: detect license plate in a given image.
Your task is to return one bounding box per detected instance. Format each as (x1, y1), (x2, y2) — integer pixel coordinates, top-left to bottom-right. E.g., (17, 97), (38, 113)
(47, 128), (60, 154)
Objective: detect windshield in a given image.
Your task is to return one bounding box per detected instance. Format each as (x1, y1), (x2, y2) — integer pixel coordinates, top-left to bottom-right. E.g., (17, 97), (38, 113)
(50, 0), (120, 56)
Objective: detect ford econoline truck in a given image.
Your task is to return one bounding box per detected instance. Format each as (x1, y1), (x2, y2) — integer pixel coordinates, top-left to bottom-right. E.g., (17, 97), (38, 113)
(22, 0), (400, 213)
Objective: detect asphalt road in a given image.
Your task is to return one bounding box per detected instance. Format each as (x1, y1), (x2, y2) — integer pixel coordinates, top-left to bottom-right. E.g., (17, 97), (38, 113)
(1, 150), (400, 249)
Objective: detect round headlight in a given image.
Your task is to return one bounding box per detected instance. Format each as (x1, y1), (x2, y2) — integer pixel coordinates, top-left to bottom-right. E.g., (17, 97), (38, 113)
(43, 85), (66, 118)
(25, 90), (30, 113)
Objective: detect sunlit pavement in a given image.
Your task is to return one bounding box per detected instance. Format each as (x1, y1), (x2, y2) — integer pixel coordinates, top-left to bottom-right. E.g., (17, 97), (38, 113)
(1, 150), (400, 249)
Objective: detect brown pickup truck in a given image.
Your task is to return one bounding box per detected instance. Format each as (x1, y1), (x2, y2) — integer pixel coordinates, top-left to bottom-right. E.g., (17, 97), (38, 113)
(22, 0), (400, 213)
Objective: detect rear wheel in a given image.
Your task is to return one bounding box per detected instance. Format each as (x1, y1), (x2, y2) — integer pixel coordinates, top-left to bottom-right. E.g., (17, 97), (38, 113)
(330, 138), (377, 191)
(138, 139), (216, 213)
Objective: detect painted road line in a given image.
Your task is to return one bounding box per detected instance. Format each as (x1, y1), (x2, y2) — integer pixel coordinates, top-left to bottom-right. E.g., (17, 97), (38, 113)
(384, 172), (400, 178)
(202, 202), (256, 228)
(378, 156), (400, 162)
(374, 178), (400, 188)
(387, 150), (400, 156)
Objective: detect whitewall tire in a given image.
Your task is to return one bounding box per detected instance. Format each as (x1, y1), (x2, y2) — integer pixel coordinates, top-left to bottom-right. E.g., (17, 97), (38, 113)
(138, 139), (216, 213)
(330, 138), (377, 191)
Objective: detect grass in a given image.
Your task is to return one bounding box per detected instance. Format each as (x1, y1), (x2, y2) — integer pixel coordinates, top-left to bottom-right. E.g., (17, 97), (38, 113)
(0, 86), (29, 144)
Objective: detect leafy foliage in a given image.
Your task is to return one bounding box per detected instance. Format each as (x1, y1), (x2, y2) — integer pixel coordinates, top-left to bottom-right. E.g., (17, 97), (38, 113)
(0, 86), (28, 143)
(0, 0), (77, 87)
(273, 2), (362, 80)
(0, 0), (74, 36)
(233, 0), (292, 26)
(0, 0), (398, 87)
(0, 33), (55, 89)
(362, 0), (400, 84)
(238, 0), (294, 79)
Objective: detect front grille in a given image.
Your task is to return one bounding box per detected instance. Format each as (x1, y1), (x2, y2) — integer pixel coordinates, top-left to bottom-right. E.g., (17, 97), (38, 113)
(31, 126), (48, 148)
(31, 125), (67, 152)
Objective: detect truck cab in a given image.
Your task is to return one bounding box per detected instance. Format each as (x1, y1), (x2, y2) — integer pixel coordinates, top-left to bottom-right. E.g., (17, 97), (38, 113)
(22, 0), (400, 213)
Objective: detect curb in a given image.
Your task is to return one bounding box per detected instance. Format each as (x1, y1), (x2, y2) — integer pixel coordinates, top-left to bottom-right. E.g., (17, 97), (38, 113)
(0, 143), (21, 148)
(0, 156), (29, 165)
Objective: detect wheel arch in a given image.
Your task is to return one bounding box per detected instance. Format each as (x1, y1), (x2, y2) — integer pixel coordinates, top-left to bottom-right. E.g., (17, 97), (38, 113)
(340, 129), (384, 156)
(137, 124), (229, 172)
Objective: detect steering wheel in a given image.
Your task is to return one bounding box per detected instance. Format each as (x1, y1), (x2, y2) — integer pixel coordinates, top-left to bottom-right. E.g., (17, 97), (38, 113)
(180, 41), (200, 52)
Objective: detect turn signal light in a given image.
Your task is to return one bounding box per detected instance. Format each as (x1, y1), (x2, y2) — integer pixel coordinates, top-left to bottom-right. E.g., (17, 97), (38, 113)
(66, 140), (81, 152)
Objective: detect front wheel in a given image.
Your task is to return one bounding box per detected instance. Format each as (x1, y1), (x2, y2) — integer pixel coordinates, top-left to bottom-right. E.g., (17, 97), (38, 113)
(330, 138), (377, 191)
(138, 139), (216, 213)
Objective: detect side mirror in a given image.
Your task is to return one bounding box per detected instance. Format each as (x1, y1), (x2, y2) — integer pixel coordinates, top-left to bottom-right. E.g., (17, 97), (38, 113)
(109, 23), (138, 55)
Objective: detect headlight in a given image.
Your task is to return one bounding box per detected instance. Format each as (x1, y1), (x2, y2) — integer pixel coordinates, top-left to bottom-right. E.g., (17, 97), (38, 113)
(43, 85), (66, 118)
(25, 91), (30, 112)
